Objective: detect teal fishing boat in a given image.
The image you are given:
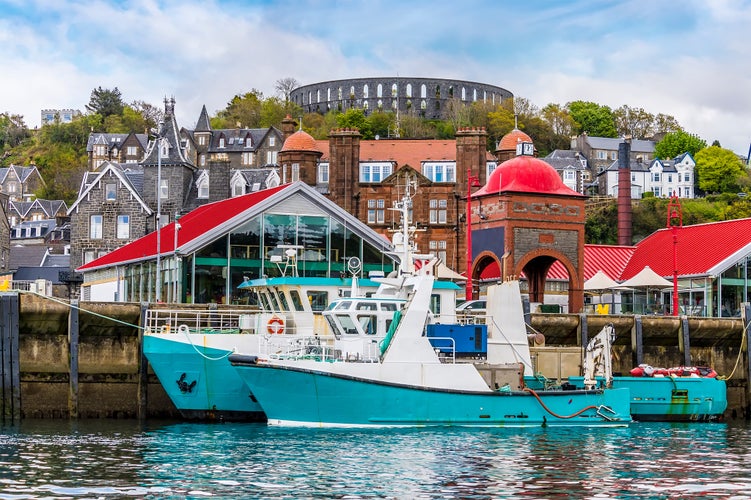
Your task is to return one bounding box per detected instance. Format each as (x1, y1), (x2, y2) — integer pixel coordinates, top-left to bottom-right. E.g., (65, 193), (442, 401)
(229, 275), (632, 428)
(562, 325), (727, 422)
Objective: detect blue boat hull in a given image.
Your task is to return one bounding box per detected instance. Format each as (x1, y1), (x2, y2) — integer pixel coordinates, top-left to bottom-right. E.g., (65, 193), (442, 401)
(568, 376), (727, 422)
(143, 336), (265, 421)
(232, 362), (631, 427)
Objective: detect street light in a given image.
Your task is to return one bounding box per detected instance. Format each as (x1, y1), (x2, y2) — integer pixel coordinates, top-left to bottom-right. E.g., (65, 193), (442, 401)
(173, 213), (181, 302)
(667, 192), (682, 316)
(465, 168), (481, 300)
(154, 122), (164, 302)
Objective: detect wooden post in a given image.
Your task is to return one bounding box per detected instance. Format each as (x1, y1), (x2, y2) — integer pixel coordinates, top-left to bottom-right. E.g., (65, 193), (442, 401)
(579, 313), (588, 376)
(743, 304), (751, 414)
(631, 315), (643, 366)
(0, 294), (19, 422)
(137, 302), (149, 420)
(681, 315), (691, 366)
(68, 299), (79, 419)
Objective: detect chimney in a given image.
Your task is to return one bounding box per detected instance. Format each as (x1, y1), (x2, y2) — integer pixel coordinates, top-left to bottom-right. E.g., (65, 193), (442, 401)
(617, 137), (632, 245)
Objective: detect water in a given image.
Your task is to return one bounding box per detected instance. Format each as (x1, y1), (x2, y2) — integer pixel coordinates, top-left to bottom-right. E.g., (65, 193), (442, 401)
(1, 420), (750, 499)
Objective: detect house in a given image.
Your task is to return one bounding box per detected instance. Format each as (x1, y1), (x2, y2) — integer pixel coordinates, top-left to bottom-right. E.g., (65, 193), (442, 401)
(571, 133), (656, 194)
(0, 165), (46, 202)
(41, 109), (80, 125)
(542, 149), (590, 193)
(8, 199), (67, 227)
(599, 153), (696, 199)
(87, 132), (149, 169)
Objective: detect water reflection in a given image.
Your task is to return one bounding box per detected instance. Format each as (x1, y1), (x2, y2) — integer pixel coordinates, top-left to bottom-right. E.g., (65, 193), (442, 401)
(1, 420), (750, 498)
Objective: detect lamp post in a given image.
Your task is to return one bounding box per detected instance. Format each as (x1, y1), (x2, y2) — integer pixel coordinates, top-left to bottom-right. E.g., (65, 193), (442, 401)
(667, 192), (682, 316)
(173, 213), (181, 302)
(465, 168), (480, 300)
(155, 124), (164, 303)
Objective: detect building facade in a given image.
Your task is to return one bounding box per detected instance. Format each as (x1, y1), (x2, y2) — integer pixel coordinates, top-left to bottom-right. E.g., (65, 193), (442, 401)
(291, 77), (513, 120)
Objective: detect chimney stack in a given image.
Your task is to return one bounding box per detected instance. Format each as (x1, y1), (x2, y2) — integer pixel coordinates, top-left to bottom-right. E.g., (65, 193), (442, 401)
(617, 137), (632, 245)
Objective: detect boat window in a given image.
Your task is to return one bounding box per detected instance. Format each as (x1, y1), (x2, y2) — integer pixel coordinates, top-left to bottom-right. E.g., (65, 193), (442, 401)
(358, 315), (377, 335)
(289, 290), (305, 311)
(334, 301), (352, 311)
(275, 289), (289, 311)
(308, 290), (328, 311)
(430, 294), (441, 315)
(258, 292), (272, 311)
(356, 302), (377, 311)
(325, 315), (340, 337)
(381, 303), (397, 312)
(336, 314), (359, 335)
(267, 291), (281, 311)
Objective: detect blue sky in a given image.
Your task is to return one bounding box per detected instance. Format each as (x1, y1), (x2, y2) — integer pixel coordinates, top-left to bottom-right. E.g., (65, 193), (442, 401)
(2, 0), (751, 155)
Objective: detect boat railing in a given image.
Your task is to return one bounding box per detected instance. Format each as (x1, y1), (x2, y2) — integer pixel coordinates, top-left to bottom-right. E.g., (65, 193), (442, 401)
(425, 336), (457, 364)
(144, 308), (309, 336)
(259, 334), (382, 363)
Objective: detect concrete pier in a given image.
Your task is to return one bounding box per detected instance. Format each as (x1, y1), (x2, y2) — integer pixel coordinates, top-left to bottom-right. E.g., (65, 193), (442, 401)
(2, 292), (749, 420)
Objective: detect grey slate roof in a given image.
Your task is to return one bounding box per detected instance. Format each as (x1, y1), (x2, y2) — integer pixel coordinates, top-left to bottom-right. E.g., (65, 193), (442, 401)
(195, 105), (211, 132)
(86, 133), (148, 152)
(584, 136), (655, 153)
(141, 98), (194, 167)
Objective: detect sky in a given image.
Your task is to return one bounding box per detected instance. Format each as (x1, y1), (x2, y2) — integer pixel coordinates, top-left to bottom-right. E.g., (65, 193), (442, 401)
(2, 0), (751, 156)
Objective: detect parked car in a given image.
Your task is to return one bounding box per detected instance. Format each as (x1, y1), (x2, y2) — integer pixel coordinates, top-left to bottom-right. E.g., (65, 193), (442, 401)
(456, 300), (486, 313)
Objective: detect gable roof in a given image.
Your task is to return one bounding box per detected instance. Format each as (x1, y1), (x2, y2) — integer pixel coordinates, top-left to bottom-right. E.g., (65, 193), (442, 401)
(583, 136), (655, 153)
(67, 161), (151, 215)
(621, 218), (751, 279)
(141, 98), (193, 167)
(77, 182), (394, 273)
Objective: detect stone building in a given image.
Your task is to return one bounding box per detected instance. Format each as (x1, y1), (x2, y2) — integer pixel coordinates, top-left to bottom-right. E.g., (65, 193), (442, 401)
(570, 133), (655, 194)
(0, 165), (45, 202)
(87, 132), (149, 169)
(291, 77), (512, 120)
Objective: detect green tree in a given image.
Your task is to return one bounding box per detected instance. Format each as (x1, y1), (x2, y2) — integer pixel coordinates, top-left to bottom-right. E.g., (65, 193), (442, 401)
(85, 87), (125, 118)
(567, 101), (617, 137)
(336, 109), (371, 138)
(541, 103), (575, 137)
(694, 146), (747, 194)
(214, 90), (264, 129)
(368, 111), (397, 139)
(0, 113), (29, 151)
(654, 130), (706, 159)
(612, 105), (654, 139)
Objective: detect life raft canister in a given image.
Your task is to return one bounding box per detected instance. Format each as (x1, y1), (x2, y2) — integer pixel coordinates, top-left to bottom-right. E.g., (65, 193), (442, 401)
(267, 316), (285, 335)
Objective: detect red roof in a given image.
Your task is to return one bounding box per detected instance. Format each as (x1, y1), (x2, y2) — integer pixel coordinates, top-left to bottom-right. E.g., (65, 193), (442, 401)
(77, 184), (288, 271)
(621, 218), (751, 280)
(316, 139), (495, 168)
(479, 244), (635, 281)
(473, 155), (584, 197)
(282, 130), (320, 152)
(498, 128), (532, 151)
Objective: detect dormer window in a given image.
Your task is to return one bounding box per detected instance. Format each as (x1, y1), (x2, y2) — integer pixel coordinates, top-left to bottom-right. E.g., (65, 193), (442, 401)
(160, 139), (169, 158)
(197, 175), (209, 199)
(219, 137), (226, 148)
(245, 137), (252, 148)
(269, 136), (276, 147)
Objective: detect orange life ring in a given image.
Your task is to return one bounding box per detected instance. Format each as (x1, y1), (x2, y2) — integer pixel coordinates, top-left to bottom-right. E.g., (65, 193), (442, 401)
(267, 317), (285, 335)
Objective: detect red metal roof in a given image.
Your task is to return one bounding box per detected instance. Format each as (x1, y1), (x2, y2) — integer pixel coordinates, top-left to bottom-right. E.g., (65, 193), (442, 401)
(479, 244), (635, 281)
(77, 184), (288, 271)
(473, 155), (584, 198)
(621, 218), (751, 279)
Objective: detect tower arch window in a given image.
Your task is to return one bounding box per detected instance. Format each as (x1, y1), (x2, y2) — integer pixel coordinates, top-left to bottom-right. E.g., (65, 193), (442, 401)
(363, 84), (369, 98)
(338, 87), (343, 100)
(316, 89), (320, 103)
(350, 86), (355, 98)
(421, 84), (427, 98)
(327, 88), (331, 101)
(406, 84), (412, 97)
(377, 84), (383, 98)
(391, 83), (397, 97)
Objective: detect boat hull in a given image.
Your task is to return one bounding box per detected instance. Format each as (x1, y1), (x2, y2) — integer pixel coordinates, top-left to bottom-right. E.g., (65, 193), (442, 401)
(143, 335), (266, 421)
(568, 376), (727, 422)
(232, 360), (631, 428)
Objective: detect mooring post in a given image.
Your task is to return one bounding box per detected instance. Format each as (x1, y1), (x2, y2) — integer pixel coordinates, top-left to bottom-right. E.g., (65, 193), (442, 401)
(137, 302), (149, 420)
(68, 299), (79, 419)
(631, 315), (643, 366)
(0, 293), (19, 422)
(579, 313), (588, 376)
(681, 315), (691, 366)
(743, 304), (751, 416)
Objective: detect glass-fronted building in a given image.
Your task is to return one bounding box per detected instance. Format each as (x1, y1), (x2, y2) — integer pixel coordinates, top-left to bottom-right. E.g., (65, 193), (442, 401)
(79, 183), (397, 303)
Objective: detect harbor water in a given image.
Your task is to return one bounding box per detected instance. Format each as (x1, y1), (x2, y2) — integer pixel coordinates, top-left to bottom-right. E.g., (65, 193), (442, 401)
(1, 419), (750, 499)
